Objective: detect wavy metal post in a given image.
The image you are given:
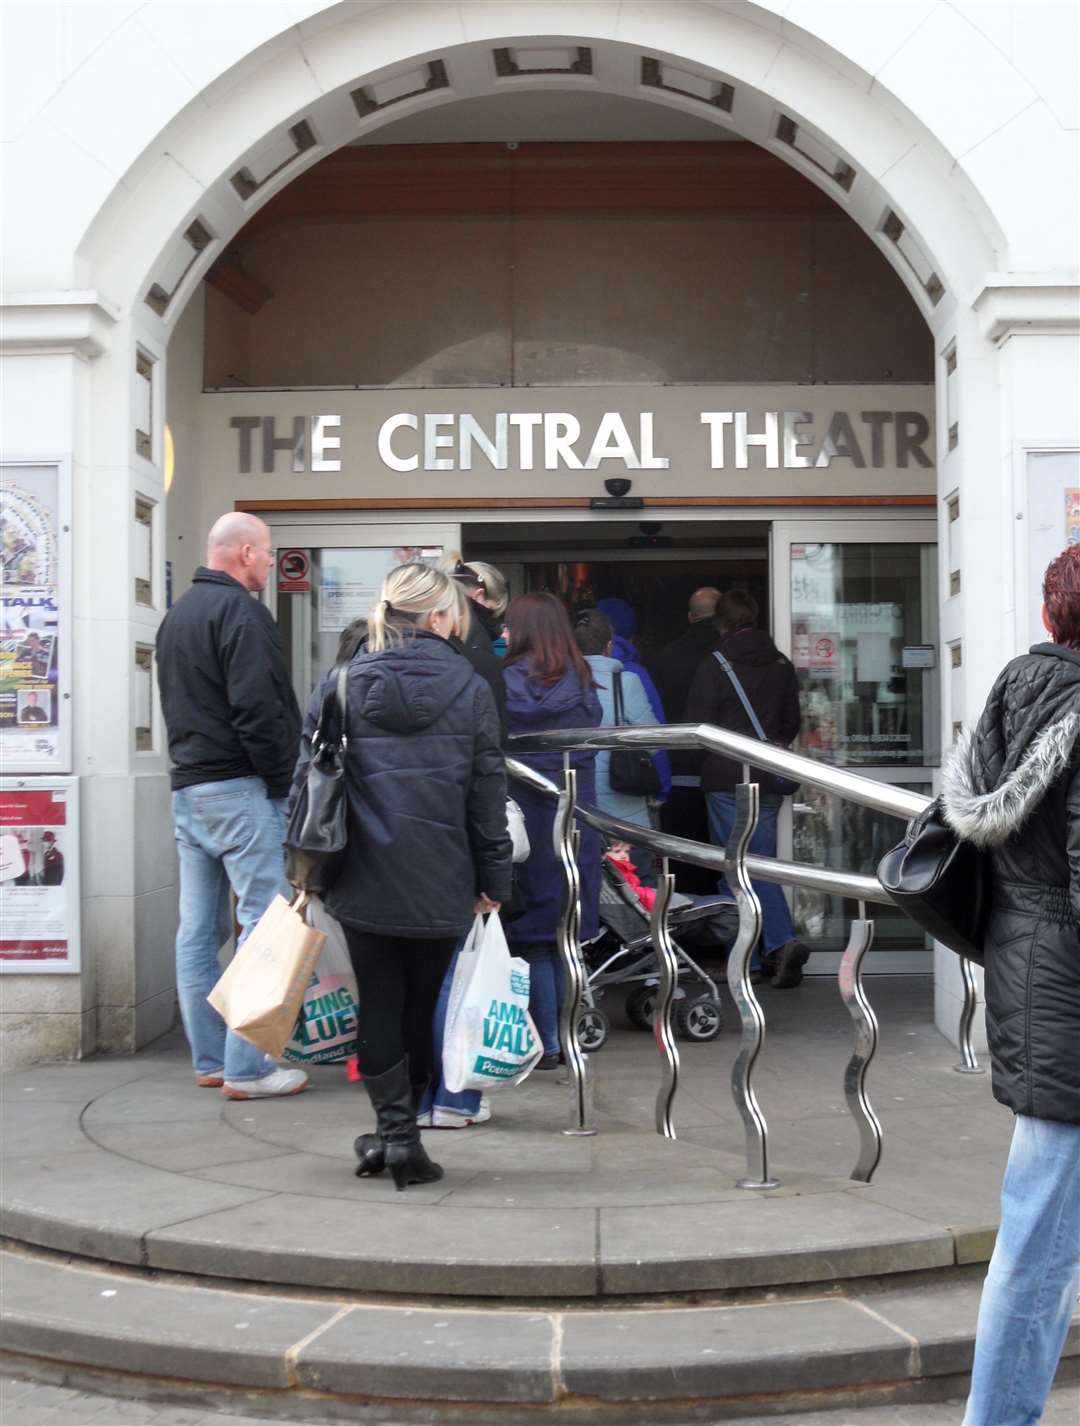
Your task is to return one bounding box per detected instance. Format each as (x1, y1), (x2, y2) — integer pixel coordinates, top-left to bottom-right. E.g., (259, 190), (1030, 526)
(954, 956), (985, 1074)
(725, 781), (779, 1190)
(649, 859), (680, 1139)
(838, 906), (883, 1182)
(554, 759), (596, 1136)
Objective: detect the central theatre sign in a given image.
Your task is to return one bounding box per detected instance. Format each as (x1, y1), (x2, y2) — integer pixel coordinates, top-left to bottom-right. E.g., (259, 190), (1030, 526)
(229, 407), (932, 474)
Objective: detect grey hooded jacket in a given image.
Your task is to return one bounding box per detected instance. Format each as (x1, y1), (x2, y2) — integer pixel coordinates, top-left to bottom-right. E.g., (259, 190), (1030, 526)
(942, 643), (1080, 1123)
(291, 631), (513, 938)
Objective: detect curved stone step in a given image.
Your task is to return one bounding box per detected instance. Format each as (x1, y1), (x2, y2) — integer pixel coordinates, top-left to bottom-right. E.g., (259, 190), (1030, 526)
(4, 1246), (1077, 1422)
(1, 1050), (1004, 1299)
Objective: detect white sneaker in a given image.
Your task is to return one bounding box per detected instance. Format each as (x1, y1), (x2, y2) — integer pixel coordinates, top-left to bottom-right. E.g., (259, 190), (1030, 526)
(431, 1096), (491, 1129)
(415, 1109), (433, 1127)
(222, 1066), (309, 1100)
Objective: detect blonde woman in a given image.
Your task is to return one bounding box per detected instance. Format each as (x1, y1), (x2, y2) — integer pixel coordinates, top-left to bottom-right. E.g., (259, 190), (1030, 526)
(290, 563), (512, 1190)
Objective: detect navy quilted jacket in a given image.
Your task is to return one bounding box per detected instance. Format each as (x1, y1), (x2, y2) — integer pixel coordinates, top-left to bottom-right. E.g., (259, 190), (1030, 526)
(943, 643), (1080, 1123)
(292, 631), (512, 938)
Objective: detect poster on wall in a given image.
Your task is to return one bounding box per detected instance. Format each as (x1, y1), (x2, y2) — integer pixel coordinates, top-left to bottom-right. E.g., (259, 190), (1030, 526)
(0, 777), (80, 973)
(317, 545), (443, 634)
(0, 460), (71, 771)
(1025, 450), (1080, 647)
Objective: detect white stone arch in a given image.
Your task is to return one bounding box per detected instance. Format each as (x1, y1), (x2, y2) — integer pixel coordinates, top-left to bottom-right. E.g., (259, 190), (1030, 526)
(74, 1), (1010, 344)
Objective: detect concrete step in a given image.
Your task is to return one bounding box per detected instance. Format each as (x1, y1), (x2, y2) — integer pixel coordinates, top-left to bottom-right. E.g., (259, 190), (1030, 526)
(3, 1246), (1078, 1423)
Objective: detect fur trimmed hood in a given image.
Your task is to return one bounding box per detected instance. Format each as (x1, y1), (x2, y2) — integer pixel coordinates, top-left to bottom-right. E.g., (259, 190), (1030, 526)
(942, 712), (1080, 848)
(942, 643), (1080, 849)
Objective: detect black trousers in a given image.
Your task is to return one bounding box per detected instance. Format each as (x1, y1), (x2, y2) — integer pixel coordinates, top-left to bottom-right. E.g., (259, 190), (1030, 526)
(342, 928), (456, 1082)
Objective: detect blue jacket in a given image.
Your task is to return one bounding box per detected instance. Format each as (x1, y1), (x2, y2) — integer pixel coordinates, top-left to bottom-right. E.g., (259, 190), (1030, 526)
(596, 599), (671, 799)
(504, 660), (602, 946)
(585, 654), (655, 828)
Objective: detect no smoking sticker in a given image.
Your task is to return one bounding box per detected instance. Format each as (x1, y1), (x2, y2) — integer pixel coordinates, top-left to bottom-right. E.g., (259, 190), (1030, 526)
(278, 549), (310, 593)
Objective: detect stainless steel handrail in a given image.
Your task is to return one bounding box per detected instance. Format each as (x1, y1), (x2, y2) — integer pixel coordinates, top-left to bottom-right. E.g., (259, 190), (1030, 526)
(506, 758), (892, 907)
(507, 723), (931, 821)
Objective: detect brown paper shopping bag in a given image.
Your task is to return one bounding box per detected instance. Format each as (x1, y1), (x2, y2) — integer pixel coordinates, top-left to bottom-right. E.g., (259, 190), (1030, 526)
(207, 894), (326, 1057)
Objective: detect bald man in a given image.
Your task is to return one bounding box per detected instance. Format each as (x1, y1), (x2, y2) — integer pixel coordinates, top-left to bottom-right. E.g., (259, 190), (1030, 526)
(156, 513), (305, 1100)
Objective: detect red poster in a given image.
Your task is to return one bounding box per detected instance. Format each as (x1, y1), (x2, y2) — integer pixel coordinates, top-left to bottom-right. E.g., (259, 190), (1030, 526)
(0, 777), (79, 972)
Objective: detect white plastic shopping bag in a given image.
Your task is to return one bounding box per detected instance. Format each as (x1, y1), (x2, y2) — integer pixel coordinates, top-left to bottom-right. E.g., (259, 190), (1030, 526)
(442, 913), (542, 1093)
(282, 898), (359, 1066)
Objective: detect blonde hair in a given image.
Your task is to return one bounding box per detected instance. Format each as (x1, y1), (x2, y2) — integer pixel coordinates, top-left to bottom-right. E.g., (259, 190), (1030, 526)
(366, 563), (462, 652)
(466, 561), (509, 616)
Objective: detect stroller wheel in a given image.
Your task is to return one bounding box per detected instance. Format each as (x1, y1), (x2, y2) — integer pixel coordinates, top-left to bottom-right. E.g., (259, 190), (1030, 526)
(576, 1006), (609, 1053)
(625, 985), (657, 1030)
(676, 995), (724, 1042)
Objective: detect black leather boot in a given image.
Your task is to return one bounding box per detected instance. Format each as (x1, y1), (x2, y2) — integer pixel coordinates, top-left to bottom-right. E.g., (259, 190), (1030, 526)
(356, 1059), (442, 1191)
(353, 1077), (430, 1178)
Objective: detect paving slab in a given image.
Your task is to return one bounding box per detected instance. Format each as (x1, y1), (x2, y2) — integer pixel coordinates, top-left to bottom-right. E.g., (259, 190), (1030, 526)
(0, 1101), (95, 1161)
(559, 1297), (912, 1399)
(85, 1119), (299, 1174)
(597, 1191), (954, 1293)
(146, 1194), (601, 1297)
(295, 1305), (556, 1402)
(0, 1252), (334, 1388)
(1, 1150), (274, 1265)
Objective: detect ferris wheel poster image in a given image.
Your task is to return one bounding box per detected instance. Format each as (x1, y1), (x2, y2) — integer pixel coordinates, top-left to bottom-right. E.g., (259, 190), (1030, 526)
(0, 776), (81, 973)
(0, 460), (72, 772)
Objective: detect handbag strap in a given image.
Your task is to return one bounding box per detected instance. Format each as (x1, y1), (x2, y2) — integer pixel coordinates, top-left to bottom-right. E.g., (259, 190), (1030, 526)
(314, 664), (349, 751)
(712, 652), (767, 743)
(612, 669), (626, 726)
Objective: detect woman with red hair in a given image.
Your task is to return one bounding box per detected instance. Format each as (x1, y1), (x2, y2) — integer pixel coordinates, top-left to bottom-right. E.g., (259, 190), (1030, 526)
(943, 545), (1080, 1426)
(503, 593), (603, 1068)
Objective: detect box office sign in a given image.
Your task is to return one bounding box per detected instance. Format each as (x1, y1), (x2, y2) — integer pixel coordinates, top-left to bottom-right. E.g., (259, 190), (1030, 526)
(211, 386), (935, 499)
(0, 460), (72, 772)
(0, 777), (80, 973)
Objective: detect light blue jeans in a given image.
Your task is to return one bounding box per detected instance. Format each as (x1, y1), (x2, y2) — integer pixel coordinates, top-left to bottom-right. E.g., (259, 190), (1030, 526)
(419, 937), (483, 1119)
(706, 791), (794, 964)
(172, 777), (289, 1083)
(963, 1114), (1080, 1426)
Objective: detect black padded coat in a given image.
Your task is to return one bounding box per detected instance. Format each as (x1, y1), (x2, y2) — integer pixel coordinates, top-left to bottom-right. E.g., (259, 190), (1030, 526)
(291, 631), (513, 938)
(942, 643), (1080, 1124)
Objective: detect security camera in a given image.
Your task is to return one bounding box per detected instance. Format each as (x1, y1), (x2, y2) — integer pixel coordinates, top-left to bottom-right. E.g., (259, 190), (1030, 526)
(604, 478), (632, 498)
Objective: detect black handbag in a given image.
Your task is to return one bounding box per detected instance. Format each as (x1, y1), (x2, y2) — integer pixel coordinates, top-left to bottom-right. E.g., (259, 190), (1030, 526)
(607, 670), (662, 797)
(285, 664), (349, 894)
(712, 652), (800, 797)
(877, 797), (989, 964)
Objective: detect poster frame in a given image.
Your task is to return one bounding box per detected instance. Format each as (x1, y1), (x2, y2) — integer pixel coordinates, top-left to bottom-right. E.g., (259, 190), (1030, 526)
(1011, 441), (1080, 655)
(1, 454), (73, 773)
(0, 773), (81, 974)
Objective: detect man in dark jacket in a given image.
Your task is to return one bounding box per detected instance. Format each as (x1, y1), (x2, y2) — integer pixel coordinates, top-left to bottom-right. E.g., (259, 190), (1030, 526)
(943, 545), (1080, 1426)
(654, 588), (723, 894)
(685, 590), (807, 987)
(156, 512), (306, 1101)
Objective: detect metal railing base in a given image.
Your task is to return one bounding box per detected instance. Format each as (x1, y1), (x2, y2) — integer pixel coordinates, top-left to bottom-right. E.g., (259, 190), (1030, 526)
(737, 1177), (781, 1191)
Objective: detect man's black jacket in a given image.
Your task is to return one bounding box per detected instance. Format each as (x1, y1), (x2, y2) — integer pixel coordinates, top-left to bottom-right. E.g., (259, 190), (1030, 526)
(653, 620), (723, 777)
(684, 625), (801, 795)
(155, 567), (301, 798)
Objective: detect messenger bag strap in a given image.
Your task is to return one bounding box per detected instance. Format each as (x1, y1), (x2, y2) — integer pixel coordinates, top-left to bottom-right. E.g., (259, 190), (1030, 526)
(612, 668), (626, 726)
(712, 652), (767, 743)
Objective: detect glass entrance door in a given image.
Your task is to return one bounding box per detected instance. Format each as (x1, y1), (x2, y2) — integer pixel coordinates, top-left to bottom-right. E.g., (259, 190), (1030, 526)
(771, 520), (940, 973)
(261, 520), (460, 708)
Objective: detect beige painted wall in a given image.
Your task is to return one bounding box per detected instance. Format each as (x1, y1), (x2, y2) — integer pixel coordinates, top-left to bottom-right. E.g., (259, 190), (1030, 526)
(204, 216), (932, 391)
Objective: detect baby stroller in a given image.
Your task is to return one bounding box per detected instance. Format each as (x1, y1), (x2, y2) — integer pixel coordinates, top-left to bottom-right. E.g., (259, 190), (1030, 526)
(575, 853), (739, 1052)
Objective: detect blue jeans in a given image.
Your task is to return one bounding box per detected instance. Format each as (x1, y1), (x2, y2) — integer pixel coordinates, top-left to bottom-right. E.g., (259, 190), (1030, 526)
(420, 938), (482, 1119)
(706, 791), (794, 961)
(963, 1115), (1080, 1425)
(172, 777), (289, 1083)
(517, 943), (563, 1058)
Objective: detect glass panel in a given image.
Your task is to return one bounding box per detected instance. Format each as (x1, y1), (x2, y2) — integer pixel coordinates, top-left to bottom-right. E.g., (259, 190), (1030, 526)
(793, 780), (932, 952)
(790, 542), (939, 769)
(277, 545), (444, 707)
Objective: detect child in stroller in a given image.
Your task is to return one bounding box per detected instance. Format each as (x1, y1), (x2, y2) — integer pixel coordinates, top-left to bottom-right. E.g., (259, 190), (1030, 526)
(574, 840), (739, 1050)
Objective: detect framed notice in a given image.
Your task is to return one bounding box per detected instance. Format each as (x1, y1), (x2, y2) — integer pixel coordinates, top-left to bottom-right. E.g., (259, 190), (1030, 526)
(1020, 448), (1080, 649)
(0, 458), (72, 771)
(0, 776), (80, 973)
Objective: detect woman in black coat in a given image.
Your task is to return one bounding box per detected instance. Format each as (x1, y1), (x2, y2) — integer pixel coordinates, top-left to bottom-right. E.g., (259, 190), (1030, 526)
(292, 563), (512, 1190)
(942, 545), (1080, 1426)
